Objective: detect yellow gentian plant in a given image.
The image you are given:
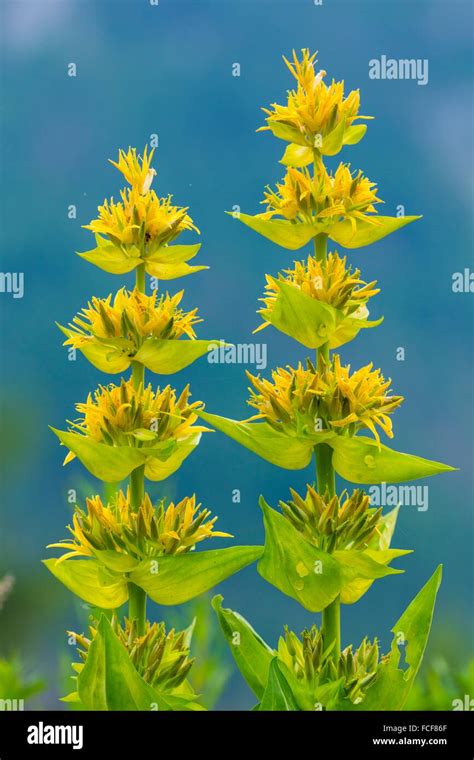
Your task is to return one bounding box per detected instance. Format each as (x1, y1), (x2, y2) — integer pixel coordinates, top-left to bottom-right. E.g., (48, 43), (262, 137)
(45, 147), (262, 710)
(202, 50), (456, 710)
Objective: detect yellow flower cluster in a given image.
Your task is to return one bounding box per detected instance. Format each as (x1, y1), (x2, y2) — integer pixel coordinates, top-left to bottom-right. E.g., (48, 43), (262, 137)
(49, 489), (231, 562)
(72, 617), (194, 692)
(259, 49), (368, 147)
(67, 379), (205, 451)
(278, 625), (381, 704)
(85, 147), (198, 247)
(246, 356), (403, 444)
(261, 163), (381, 229)
(64, 288), (202, 352)
(280, 486), (382, 553)
(256, 251), (379, 331)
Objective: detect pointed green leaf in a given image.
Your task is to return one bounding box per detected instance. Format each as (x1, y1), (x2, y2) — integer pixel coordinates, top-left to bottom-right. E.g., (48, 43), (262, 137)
(93, 551), (140, 573)
(261, 279), (339, 348)
(50, 427), (179, 483)
(259, 659), (299, 711)
(328, 314), (384, 349)
(198, 411), (320, 469)
(146, 243), (202, 264)
(265, 122), (308, 145)
(50, 428), (149, 482)
(144, 433), (202, 481)
(258, 498), (344, 612)
(130, 546), (263, 605)
(330, 215), (422, 249)
(212, 595), (274, 699)
(57, 324), (131, 374)
(144, 244), (208, 280)
(280, 143), (314, 168)
(321, 116), (346, 156)
(134, 338), (221, 375)
(229, 212), (316, 250)
(343, 124), (367, 146)
(337, 566), (443, 710)
(330, 435), (456, 484)
(77, 243), (141, 274)
(43, 558), (128, 609)
(146, 262), (209, 279)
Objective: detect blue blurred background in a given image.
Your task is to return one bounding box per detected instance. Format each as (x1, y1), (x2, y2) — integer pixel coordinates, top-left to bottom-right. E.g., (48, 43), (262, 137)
(0, 0), (472, 709)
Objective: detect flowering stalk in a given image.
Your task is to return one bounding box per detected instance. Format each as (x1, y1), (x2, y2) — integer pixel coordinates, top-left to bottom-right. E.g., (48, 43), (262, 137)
(45, 147), (262, 710)
(204, 49), (455, 711)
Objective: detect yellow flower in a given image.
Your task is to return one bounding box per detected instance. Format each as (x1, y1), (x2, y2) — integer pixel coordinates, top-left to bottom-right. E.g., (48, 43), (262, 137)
(84, 187), (198, 248)
(246, 356), (403, 444)
(48, 489), (231, 563)
(256, 251), (379, 332)
(280, 486), (382, 553)
(66, 378), (205, 456)
(259, 49), (370, 151)
(261, 162), (382, 232)
(109, 146), (156, 194)
(71, 617), (195, 693)
(63, 287), (202, 352)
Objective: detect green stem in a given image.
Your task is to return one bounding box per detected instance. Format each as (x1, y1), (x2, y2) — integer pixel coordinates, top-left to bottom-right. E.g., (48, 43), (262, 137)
(322, 597), (341, 660)
(127, 256), (147, 634)
(313, 229), (340, 661)
(135, 262), (146, 292)
(314, 232), (329, 263)
(128, 582), (146, 636)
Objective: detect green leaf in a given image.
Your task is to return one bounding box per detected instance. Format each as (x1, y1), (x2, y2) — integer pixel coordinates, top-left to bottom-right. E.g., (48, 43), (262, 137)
(77, 241), (141, 275)
(144, 244), (208, 280)
(259, 659), (299, 711)
(50, 427), (181, 483)
(335, 549), (403, 583)
(343, 124), (367, 146)
(144, 432), (202, 481)
(198, 411), (320, 469)
(212, 595), (274, 699)
(229, 212), (316, 250)
(134, 338), (221, 374)
(330, 435), (456, 484)
(50, 428), (150, 482)
(130, 546), (263, 605)
(265, 122), (308, 145)
(280, 143), (314, 168)
(328, 314), (384, 349)
(321, 117), (346, 156)
(261, 279), (339, 348)
(93, 551), (140, 573)
(78, 616), (198, 711)
(57, 325), (131, 374)
(330, 215), (422, 249)
(258, 498), (344, 612)
(43, 558), (128, 609)
(147, 262), (208, 279)
(146, 242), (202, 263)
(338, 566), (443, 711)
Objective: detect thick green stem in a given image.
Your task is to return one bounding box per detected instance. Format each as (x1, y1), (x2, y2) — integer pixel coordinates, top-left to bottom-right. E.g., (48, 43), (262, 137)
(127, 257), (147, 634)
(313, 230), (340, 661)
(135, 262), (146, 292)
(322, 597), (341, 660)
(314, 232), (329, 263)
(128, 582), (146, 636)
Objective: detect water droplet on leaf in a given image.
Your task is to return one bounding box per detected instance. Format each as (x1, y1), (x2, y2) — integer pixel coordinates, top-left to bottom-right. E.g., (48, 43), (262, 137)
(296, 561), (309, 578)
(364, 455), (376, 469)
